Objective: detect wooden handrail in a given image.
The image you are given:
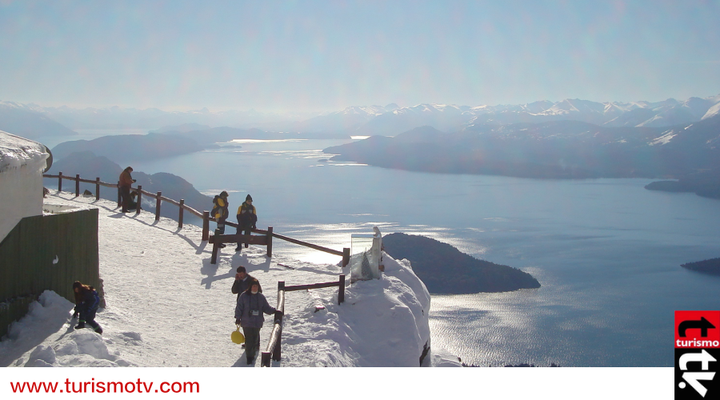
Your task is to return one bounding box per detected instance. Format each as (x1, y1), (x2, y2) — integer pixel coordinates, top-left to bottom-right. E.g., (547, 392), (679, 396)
(261, 281), (286, 367)
(44, 172), (200, 228)
(46, 172), (351, 267)
(272, 232), (343, 256)
(284, 280), (343, 292)
(261, 276), (344, 367)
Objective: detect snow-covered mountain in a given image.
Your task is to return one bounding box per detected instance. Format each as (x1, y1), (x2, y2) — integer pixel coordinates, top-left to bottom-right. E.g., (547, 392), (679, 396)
(702, 101), (720, 120)
(3, 94), (720, 140)
(0, 102), (77, 139)
(296, 95), (720, 135)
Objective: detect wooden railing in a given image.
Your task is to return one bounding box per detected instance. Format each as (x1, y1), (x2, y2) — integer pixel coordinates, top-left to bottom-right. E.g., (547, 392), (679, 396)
(208, 228), (274, 263)
(208, 227), (351, 267)
(44, 172), (204, 228)
(261, 275), (346, 367)
(45, 172), (352, 266)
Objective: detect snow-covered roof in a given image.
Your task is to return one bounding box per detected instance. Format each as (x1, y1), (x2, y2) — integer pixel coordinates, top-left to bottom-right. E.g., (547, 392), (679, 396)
(0, 130), (51, 173)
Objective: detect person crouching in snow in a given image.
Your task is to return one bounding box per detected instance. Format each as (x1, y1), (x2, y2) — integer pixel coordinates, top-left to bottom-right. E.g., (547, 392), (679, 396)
(72, 281), (103, 334)
(235, 279), (276, 365)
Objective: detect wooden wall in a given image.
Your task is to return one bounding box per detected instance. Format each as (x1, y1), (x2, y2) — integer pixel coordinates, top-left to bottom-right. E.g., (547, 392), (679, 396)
(0, 209), (102, 338)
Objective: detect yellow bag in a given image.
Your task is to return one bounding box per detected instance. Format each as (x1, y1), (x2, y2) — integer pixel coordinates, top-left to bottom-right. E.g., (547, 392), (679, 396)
(231, 325), (245, 344)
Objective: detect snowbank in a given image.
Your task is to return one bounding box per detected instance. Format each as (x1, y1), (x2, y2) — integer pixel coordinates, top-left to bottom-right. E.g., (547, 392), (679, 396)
(2, 291), (132, 367)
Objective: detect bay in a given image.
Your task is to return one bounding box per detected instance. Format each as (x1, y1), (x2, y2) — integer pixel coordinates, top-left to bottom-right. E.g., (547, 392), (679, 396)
(63, 135), (720, 366)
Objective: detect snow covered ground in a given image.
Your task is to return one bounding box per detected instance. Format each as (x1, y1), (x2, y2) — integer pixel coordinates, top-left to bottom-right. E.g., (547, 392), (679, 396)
(1, 191), (457, 368)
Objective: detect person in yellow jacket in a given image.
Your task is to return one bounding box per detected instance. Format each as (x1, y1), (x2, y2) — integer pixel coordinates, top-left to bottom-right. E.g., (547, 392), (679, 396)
(212, 191), (230, 247)
(235, 194), (257, 252)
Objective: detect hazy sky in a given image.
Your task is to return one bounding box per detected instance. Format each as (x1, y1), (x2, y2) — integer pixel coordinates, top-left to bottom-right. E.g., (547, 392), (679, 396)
(1, 0), (719, 112)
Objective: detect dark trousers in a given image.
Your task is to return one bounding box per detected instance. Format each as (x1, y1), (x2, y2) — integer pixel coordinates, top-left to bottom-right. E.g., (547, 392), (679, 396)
(79, 306), (102, 331)
(215, 218), (226, 235)
(120, 186), (131, 212)
(242, 327), (261, 362)
(236, 224), (252, 248)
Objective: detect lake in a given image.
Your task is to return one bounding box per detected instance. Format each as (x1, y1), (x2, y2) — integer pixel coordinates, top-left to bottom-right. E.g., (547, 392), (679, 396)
(55, 133), (720, 366)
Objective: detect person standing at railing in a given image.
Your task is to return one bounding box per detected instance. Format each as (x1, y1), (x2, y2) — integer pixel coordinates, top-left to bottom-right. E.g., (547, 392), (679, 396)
(127, 192), (138, 211)
(119, 166), (136, 213)
(211, 191), (230, 248)
(235, 279), (276, 365)
(235, 194), (257, 252)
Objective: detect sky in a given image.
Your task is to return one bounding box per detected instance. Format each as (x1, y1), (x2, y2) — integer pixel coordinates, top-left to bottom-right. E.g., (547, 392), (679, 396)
(1, 0), (719, 113)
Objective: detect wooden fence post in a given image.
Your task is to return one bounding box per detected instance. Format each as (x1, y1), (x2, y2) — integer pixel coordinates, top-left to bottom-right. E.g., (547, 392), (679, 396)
(136, 185), (142, 214)
(178, 199), (184, 229)
(58, 172), (63, 192)
(343, 248), (350, 267)
(75, 174), (80, 197)
(210, 238), (219, 264)
(202, 212), (209, 241)
(338, 274), (345, 304)
(273, 280), (285, 361)
(95, 177), (100, 200)
(261, 281), (285, 367)
(155, 191), (162, 221)
(266, 226), (273, 257)
(261, 349), (271, 367)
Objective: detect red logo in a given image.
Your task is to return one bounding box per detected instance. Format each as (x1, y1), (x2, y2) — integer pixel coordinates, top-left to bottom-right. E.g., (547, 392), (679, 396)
(676, 311), (720, 349)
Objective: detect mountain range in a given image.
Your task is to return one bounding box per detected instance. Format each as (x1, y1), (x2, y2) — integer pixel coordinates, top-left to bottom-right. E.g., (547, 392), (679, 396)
(324, 114), (720, 186)
(298, 95), (720, 136)
(6, 94), (720, 199)
(2, 94), (719, 140)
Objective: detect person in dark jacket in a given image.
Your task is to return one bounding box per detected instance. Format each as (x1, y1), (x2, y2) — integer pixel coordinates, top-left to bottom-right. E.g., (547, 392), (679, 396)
(72, 281), (103, 334)
(235, 279), (276, 365)
(127, 192), (138, 211)
(231, 266), (261, 299)
(118, 166), (136, 213)
(211, 191), (229, 247)
(235, 194), (257, 252)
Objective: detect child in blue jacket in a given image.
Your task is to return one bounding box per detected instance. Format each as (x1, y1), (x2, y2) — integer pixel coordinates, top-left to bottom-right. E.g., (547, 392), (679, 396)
(72, 281), (103, 334)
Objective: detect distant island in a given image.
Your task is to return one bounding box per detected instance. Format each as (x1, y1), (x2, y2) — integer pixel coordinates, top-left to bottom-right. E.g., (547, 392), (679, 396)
(49, 128), (351, 164)
(681, 258), (720, 276)
(51, 133), (205, 162)
(644, 168), (720, 200)
(382, 233), (540, 294)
